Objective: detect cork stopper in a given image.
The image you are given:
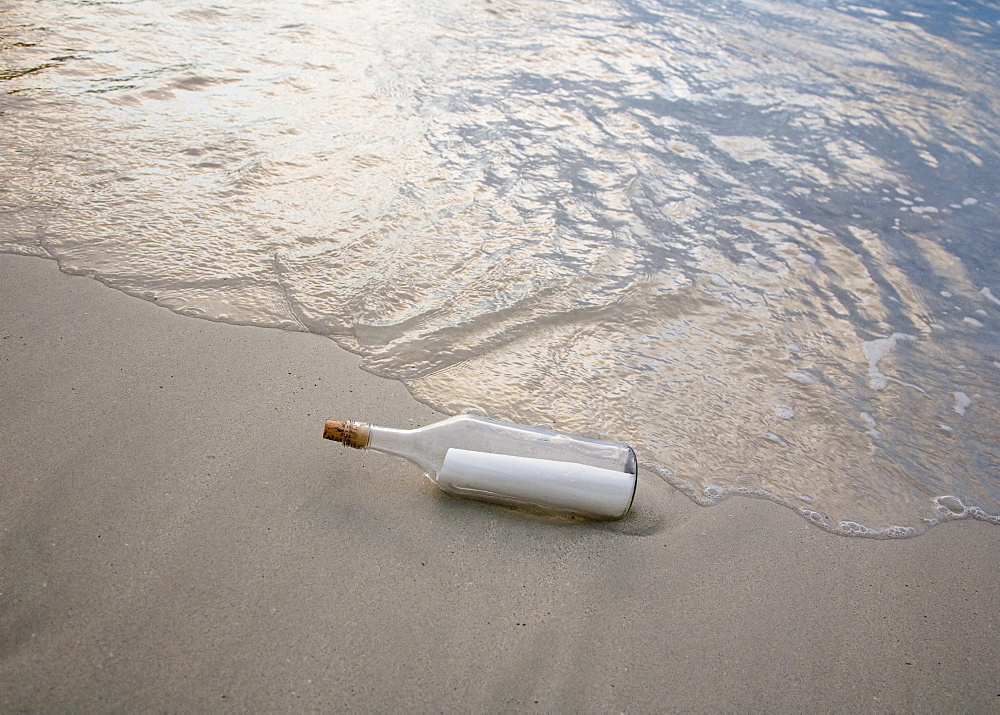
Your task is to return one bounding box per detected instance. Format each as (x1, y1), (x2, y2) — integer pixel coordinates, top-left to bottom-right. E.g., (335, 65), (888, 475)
(323, 420), (371, 449)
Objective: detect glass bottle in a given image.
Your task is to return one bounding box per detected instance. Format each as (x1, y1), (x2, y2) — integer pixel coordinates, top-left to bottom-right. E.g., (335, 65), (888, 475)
(323, 414), (638, 519)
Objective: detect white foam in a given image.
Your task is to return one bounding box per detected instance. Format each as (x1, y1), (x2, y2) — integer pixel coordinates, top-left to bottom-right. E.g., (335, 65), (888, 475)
(963, 316), (984, 328)
(863, 338), (894, 390)
(649, 462), (996, 539)
(934, 495), (967, 517)
(953, 391), (972, 416)
(862, 333), (913, 391)
(961, 197), (978, 206)
(930, 497), (1000, 527)
(837, 521), (877, 536)
(776, 407), (796, 420)
(787, 370), (814, 385)
(802, 509), (830, 527)
(860, 412), (882, 439)
(981, 287), (1000, 306)
(660, 453), (1000, 536)
(881, 525), (917, 538)
(702, 484), (726, 502)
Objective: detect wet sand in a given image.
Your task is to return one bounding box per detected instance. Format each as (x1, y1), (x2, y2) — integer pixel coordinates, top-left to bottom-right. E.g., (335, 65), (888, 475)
(2, 253), (998, 711)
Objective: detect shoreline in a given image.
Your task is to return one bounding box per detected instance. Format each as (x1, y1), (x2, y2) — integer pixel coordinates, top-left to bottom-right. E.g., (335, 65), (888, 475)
(2, 253), (999, 710)
(10, 252), (996, 541)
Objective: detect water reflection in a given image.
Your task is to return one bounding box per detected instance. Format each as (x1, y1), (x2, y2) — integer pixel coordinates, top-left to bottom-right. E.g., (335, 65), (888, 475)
(1, 0), (997, 535)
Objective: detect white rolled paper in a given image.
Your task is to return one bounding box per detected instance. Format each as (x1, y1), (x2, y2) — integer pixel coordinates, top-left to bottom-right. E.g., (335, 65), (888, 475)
(438, 448), (636, 518)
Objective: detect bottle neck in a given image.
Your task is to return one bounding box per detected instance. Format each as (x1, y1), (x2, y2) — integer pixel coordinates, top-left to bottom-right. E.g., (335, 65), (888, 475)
(324, 420), (431, 471)
(368, 425), (433, 472)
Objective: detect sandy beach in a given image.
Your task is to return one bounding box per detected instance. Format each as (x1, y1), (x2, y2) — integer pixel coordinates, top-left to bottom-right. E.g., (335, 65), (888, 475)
(1, 253), (998, 711)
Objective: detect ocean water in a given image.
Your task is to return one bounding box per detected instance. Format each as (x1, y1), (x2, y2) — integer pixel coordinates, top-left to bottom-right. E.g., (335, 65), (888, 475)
(2, 0), (998, 536)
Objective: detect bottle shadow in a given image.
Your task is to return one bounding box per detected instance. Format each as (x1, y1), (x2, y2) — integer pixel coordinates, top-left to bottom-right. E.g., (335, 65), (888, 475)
(428, 486), (668, 537)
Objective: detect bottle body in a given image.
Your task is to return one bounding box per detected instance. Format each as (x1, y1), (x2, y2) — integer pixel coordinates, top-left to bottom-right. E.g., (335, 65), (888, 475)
(324, 414), (638, 519)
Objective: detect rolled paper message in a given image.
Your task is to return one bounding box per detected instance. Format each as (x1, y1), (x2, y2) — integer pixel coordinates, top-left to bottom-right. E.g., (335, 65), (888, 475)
(437, 448), (636, 519)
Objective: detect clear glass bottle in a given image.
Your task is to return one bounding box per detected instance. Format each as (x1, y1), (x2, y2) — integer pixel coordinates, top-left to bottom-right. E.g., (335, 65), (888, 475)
(323, 414), (638, 519)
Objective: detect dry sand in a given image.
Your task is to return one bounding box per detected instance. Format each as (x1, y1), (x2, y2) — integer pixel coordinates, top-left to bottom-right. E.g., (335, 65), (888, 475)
(2, 253), (998, 711)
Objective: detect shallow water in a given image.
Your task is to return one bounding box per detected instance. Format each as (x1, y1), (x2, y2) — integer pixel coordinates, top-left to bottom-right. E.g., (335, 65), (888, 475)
(2, 0), (998, 536)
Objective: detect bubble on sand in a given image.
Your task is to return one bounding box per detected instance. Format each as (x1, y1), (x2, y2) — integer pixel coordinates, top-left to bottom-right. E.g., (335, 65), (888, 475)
(708, 273), (730, 287)
(775, 407), (796, 420)
(797, 253), (817, 265)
